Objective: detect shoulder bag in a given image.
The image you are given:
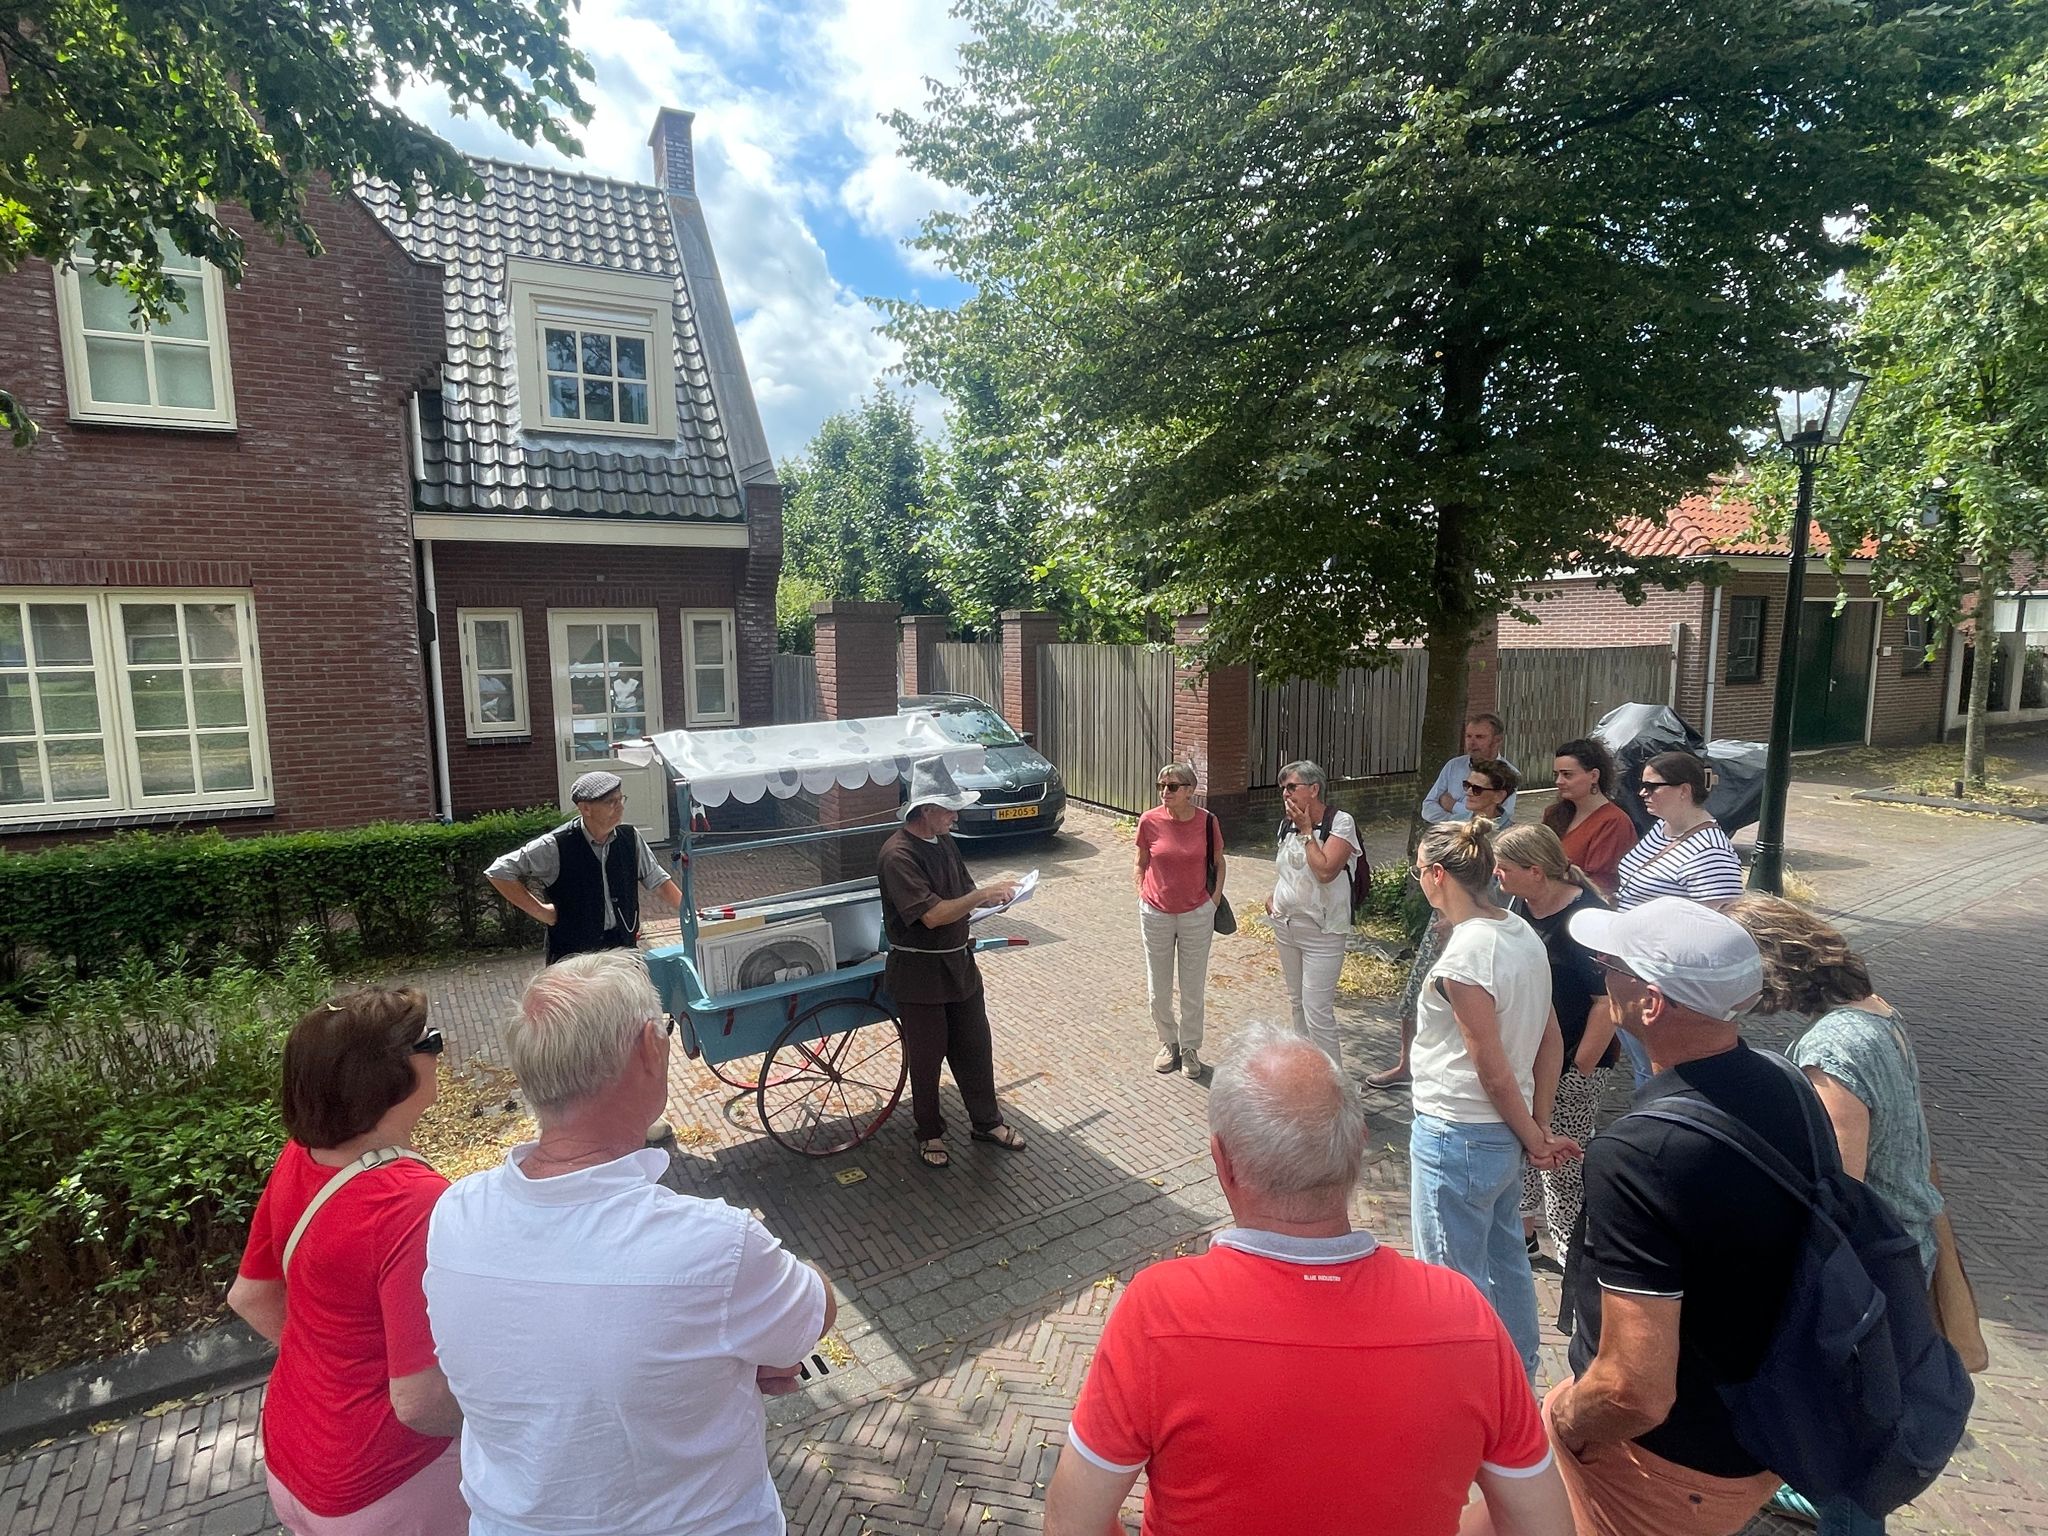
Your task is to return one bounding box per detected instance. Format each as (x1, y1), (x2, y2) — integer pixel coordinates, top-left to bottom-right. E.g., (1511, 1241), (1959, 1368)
(1205, 811), (1237, 935)
(282, 1146), (432, 1274)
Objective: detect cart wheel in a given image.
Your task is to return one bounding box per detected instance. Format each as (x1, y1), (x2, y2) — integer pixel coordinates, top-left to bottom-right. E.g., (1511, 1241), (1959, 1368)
(757, 999), (907, 1158)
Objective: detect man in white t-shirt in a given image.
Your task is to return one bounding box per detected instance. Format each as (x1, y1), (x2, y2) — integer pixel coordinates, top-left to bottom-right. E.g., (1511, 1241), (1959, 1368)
(425, 952), (834, 1536)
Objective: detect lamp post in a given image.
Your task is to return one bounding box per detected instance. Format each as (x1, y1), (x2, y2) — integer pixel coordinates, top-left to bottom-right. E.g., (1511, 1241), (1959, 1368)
(1748, 375), (1865, 895)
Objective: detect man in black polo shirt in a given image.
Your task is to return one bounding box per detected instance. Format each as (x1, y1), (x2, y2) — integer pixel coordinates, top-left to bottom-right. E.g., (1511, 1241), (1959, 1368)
(1546, 897), (1807, 1536)
(487, 770), (683, 964)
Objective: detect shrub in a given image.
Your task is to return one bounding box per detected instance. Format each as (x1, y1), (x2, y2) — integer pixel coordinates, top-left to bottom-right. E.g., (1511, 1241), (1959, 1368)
(0, 938), (332, 1379)
(0, 808), (561, 986)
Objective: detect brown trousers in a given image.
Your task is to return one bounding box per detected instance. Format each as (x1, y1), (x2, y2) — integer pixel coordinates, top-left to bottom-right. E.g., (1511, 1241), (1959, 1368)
(898, 989), (1001, 1141)
(1542, 1383), (1779, 1536)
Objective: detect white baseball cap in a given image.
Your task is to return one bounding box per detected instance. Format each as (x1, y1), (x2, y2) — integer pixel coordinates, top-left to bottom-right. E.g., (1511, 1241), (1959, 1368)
(1567, 896), (1763, 1020)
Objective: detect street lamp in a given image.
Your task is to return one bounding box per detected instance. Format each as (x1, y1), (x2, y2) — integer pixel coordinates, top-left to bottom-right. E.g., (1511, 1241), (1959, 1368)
(1748, 374), (1865, 895)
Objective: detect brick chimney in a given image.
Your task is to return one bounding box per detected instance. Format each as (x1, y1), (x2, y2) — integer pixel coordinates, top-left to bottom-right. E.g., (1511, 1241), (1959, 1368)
(648, 108), (696, 197)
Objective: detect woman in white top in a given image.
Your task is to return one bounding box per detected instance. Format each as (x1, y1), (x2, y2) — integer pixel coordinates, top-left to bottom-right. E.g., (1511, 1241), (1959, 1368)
(1409, 817), (1574, 1380)
(1264, 759), (1360, 1067)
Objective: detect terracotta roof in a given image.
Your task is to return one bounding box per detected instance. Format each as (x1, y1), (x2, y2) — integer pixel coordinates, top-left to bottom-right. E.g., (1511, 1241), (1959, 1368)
(1614, 494), (1875, 560)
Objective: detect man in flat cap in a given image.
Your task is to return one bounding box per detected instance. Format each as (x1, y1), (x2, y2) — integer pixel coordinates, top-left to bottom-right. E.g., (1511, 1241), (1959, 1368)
(488, 770), (684, 966)
(878, 757), (1028, 1170)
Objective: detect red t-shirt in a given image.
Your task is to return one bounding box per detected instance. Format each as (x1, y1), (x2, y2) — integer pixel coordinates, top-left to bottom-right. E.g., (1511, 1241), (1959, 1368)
(238, 1141), (451, 1516)
(1137, 807), (1216, 914)
(1068, 1233), (1549, 1536)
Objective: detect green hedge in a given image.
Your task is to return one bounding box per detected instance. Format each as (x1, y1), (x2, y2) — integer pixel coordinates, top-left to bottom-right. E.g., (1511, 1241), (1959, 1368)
(0, 808), (562, 983)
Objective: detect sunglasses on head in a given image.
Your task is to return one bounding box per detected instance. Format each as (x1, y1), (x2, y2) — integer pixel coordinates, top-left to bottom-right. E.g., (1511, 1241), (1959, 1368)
(410, 1028), (446, 1056)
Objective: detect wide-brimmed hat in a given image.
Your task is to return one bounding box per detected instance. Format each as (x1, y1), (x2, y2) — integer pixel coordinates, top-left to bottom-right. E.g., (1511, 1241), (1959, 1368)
(901, 756), (980, 817)
(1568, 896), (1763, 1020)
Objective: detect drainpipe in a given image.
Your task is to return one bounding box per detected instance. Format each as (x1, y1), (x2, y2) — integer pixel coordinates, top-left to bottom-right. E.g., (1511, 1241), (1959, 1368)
(421, 539), (456, 823)
(1667, 622), (1684, 708)
(1702, 585), (1724, 738)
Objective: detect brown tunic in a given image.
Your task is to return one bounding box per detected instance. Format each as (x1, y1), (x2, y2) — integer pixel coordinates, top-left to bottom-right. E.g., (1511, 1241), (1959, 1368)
(877, 827), (982, 1004)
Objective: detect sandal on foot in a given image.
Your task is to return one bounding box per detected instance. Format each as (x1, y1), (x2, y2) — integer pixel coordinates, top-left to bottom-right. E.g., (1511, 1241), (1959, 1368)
(971, 1124), (1027, 1151)
(917, 1138), (950, 1169)
(1363, 1067), (1413, 1091)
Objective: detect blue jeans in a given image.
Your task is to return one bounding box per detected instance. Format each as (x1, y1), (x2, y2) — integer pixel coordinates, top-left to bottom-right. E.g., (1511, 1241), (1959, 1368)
(1409, 1113), (1541, 1377)
(1819, 1494), (1885, 1535)
(1616, 1027), (1654, 1088)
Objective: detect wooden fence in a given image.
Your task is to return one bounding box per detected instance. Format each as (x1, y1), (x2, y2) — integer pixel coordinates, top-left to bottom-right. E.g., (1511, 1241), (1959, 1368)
(1497, 644), (1668, 772)
(928, 640), (1002, 705)
(772, 653), (821, 723)
(1036, 644), (1175, 813)
(1249, 650), (1431, 786)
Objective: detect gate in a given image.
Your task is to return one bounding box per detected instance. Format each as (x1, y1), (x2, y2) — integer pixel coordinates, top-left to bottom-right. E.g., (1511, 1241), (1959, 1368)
(1036, 644), (1175, 813)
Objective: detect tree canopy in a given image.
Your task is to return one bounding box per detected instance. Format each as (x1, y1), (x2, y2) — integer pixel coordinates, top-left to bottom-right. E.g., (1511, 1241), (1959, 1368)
(889, 0), (2012, 757)
(780, 390), (947, 617)
(0, 0), (593, 444)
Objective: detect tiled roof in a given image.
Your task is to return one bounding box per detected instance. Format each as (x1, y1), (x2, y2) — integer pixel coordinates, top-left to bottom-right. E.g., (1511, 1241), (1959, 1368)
(357, 160), (742, 521)
(1615, 494), (1876, 560)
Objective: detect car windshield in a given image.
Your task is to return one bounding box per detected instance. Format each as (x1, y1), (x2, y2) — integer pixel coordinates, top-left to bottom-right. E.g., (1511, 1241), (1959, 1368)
(929, 705), (1023, 748)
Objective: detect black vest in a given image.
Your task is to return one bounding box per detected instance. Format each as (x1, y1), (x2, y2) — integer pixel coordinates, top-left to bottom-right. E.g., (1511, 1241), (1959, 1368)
(543, 822), (642, 964)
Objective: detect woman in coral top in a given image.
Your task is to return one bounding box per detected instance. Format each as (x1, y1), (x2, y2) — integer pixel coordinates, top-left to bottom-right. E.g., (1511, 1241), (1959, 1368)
(1541, 738), (1635, 899)
(1134, 761), (1225, 1080)
(228, 988), (466, 1536)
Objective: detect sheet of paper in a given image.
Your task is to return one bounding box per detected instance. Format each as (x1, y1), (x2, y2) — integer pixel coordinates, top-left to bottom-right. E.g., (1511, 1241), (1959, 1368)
(969, 868), (1039, 924)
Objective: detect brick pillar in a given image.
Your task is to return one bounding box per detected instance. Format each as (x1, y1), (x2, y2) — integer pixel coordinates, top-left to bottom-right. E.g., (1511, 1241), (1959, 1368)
(1464, 616), (1502, 722)
(1172, 613), (1251, 829)
(900, 614), (947, 696)
(814, 601), (902, 878)
(734, 481), (783, 726)
(1000, 610), (1059, 739)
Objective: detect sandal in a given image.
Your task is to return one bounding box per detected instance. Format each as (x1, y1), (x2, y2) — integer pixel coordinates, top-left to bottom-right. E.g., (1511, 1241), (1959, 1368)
(1363, 1066), (1413, 1091)
(971, 1124), (1027, 1151)
(917, 1138), (950, 1169)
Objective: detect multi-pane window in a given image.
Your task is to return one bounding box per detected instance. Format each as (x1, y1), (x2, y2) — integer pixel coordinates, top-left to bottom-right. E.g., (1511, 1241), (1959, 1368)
(56, 233), (235, 427)
(0, 592), (268, 823)
(1726, 595), (1766, 684)
(682, 610), (737, 725)
(1901, 612), (1931, 674)
(458, 610), (529, 737)
(564, 621), (650, 761)
(543, 327), (652, 427)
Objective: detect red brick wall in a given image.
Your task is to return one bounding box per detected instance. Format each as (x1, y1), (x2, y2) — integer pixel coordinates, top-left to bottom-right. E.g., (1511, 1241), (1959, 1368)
(0, 188), (445, 843)
(429, 540), (753, 817)
(735, 482), (782, 727)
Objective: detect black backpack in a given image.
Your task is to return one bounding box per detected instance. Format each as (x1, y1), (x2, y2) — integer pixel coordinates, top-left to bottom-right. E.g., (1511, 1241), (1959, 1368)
(1275, 806), (1373, 920)
(1630, 1053), (1972, 1518)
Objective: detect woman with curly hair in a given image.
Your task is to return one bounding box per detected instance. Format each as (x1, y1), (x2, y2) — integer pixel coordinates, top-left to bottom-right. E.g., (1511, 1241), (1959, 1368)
(1727, 895), (1945, 1536)
(1541, 738), (1634, 899)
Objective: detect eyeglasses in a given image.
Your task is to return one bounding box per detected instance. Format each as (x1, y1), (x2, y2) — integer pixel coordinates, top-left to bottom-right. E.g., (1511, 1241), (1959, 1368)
(1638, 779), (1670, 796)
(1594, 955), (1641, 988)
(1279, 781), (1311, 794)
(646, 1013), (677, 1037)
(410, 1028), (446, 1056)
(1157, 781), (1190, 792)
(1462, 779), (1502, 796)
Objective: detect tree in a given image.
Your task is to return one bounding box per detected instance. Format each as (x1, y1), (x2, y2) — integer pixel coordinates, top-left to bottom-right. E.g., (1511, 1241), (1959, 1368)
(781, 390), (947, 615)
(1760, 46), (2048, 788)
(0, 0), (593, 444)
(889, 0), (2006, 765)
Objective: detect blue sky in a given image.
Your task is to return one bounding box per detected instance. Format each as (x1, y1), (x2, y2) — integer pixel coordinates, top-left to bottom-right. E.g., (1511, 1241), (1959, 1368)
(399, 0), (974, 459)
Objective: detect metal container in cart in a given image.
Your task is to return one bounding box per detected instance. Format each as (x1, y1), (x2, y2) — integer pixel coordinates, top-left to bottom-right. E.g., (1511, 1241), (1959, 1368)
(618, 715), (1027, 1158)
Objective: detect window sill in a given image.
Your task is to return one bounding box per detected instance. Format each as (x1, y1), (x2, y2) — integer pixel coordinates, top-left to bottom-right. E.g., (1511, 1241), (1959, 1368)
(69, 412), (238, 434)
(1, 802), (275, 837)
(464, 734), (533, 747)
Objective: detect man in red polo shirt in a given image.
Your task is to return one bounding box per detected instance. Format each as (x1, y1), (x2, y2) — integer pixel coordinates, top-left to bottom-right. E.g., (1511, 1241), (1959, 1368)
(1045, 1024), (1571, 1536)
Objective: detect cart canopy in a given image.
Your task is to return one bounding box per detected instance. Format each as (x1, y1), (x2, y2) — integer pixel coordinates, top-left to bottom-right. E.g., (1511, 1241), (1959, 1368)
(617, 714), (986, 806)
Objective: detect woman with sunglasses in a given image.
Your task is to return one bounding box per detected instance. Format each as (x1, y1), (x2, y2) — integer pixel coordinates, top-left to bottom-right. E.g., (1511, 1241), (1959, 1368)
(1134, 762), (1224, 1079)
(228, 989), (467, 1535)
(1614, 752), (1742, 913)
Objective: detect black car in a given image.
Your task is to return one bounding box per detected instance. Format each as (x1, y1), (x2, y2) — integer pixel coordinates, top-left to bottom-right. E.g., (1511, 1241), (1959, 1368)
(898, 693), (1067, 840)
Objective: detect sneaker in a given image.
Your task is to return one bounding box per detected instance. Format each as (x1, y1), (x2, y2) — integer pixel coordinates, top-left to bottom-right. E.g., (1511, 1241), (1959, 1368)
(1181, 1048), (1204, 1080)
(1153, 1045), (1181, 1074)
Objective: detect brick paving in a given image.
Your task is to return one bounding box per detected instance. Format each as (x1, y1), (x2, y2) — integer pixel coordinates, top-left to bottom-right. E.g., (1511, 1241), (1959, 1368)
(4, 756), (2045, 1536)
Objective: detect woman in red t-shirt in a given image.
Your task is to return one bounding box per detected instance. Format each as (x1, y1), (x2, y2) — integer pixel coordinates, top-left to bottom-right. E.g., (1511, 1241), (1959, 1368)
(228, 988), (467, 1536)
(1541, 737), (1636, 899)
(1134, 761), (1226, 1080)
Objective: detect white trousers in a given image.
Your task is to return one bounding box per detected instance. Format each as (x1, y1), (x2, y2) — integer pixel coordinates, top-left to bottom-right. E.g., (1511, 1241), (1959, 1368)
(1139, 898), (1215, 1051)
(1272, 915), (1350, 1065)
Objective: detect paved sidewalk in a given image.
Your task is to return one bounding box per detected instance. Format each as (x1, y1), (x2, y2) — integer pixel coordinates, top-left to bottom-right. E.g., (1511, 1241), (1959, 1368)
(4, 770), (2044, 1536)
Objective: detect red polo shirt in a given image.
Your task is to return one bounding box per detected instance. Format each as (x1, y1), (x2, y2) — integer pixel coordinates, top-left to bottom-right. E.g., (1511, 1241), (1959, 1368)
(1068, 1230), (1550, 1535)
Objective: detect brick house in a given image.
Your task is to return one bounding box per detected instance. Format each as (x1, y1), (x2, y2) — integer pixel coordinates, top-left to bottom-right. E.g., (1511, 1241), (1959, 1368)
(1, 107), (780, 847)
(1501, 495), (1955, 749)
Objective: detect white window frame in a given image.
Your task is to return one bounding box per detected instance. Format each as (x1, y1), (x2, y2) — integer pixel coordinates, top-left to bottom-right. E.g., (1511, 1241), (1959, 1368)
(457, 608), (530, 738)
(0, 589), (271, 825)
(506, 258), (677, 441)
(680, 609), (739, 726)
(52, 241), (237, 430)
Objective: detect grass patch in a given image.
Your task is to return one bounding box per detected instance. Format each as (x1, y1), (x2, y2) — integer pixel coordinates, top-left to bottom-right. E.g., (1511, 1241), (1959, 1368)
(1235, 909), (1408, 1001)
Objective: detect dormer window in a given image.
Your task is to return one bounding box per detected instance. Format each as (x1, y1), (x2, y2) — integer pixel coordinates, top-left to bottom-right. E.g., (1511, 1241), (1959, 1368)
(53, 233), (237, 430)
(507, 258), (676, 440)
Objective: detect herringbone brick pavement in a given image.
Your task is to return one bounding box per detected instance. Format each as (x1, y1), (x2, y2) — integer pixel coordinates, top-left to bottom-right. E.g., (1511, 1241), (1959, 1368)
(4, 764), (2044, 1536)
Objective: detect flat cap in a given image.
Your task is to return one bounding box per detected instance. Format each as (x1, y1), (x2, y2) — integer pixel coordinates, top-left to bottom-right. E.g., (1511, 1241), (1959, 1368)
(569, 769), (625, 802)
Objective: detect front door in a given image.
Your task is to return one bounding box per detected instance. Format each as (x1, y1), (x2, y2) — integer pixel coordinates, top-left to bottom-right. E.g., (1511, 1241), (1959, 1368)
(547, 610), (668, 842)
(1791, 601), (1877, 749)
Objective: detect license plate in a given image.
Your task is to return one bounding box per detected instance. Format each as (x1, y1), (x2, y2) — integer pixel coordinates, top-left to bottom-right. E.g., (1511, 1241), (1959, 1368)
(994, 805), (1037, 821)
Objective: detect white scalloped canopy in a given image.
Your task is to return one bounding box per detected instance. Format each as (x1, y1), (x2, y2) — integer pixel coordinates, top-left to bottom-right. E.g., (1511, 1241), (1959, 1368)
(616, 715), (986, 807)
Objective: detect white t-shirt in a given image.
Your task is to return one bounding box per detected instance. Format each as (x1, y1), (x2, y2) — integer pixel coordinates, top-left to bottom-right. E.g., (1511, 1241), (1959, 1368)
(1412, 913), (1553, 1125)
(425, 1146), (827, 1536)
(1270, 810), (1360, 934)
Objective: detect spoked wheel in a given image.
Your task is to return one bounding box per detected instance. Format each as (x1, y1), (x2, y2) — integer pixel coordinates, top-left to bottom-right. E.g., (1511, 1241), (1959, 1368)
(697, 1050), (803, 1092)
(757, 999), (907, 1157)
